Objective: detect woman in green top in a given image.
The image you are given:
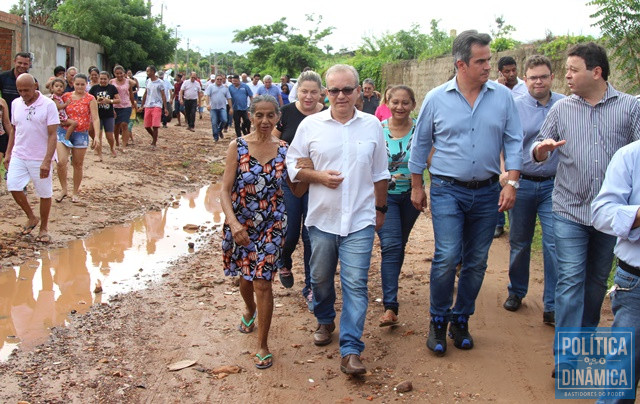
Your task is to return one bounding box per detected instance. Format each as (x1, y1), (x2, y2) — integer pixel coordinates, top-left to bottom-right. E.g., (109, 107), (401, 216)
(377, 85), (421, 327)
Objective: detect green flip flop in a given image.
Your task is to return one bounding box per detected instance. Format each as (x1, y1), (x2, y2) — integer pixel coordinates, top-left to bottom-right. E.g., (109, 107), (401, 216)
(255, 353), (273, 369)
(238, 312), (256, 334)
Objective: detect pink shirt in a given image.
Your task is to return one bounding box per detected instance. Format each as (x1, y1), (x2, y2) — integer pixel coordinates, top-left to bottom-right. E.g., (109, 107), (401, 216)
(11, 91), (60, 161)
(375, 104), (391, 122)
(111, 78), (133, 108)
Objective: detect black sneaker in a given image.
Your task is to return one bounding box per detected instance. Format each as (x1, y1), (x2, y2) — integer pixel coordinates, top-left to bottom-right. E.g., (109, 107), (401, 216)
(427, 316), (447, 356)
(503, 294), (522, 311)
(543, 311), (555, 326)
(449, 315), (474, 349)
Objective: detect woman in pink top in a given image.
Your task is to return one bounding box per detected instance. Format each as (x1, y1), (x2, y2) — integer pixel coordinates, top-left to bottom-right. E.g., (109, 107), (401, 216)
(110, 65), (137, 148)
(374, 85), (393, 122)
(55, 73), (100, 204)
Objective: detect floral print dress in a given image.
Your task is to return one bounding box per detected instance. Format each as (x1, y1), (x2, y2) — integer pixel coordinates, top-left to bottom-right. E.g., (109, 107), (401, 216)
(222, 137), (288, 281)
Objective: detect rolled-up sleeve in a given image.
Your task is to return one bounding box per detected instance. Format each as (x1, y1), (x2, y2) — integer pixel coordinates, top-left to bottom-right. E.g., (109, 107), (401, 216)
(409, 97), (434, 174)
(592, 149), (640, 241)
(371, 123), (391, 182)
(286, 125), (307, 182)
(502, 96), (523, 171)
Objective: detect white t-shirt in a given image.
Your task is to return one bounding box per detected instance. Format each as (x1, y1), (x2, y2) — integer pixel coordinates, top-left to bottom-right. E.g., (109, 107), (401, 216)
(144, 78), (165, 108)
(11, 91), (60, 161)
(286, 108), (390, 236)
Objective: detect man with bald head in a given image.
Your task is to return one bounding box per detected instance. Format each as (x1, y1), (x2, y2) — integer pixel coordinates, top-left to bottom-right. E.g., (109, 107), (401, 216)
(4, 74), (59, 242)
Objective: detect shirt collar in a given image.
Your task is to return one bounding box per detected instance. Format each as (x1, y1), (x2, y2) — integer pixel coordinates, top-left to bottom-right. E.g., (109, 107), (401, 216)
(321, 106), (362, 125)
(521, 91), (561, 108)
(570, 82), (620, 105)
(22, 91), (44, 108)
(445, 76), (495, 93)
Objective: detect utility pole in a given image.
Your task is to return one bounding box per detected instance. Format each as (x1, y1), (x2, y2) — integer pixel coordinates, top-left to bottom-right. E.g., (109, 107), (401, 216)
(186, 39), (190, 74)
(25, 0), (30, 53)
(174, 25), (180, 75)
(209, 49), (213, 76)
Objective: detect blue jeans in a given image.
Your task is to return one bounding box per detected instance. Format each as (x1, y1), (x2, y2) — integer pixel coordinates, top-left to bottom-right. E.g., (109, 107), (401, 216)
(597, 267), (640, 404)
(209, 108), (227, 140)
(496, 211), (506, 227)
(553, 213), (616, 332)
(308, 225), (374, 357)
(281, 181), (311, 297)
(376, 191), (421, 313)
(429, 176), (500, 318)
(507, 178), (557, 312)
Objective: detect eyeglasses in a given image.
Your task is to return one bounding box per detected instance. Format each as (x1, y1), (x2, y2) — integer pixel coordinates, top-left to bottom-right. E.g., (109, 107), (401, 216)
(327, 87), (356, 96)
(526, 74), (551, 82)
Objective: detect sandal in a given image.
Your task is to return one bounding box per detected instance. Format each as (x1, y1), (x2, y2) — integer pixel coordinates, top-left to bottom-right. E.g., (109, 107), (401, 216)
(279, 268), (294, 288)
(238, 312), (256, 334)
(255, 353), (273, 369)
(21, 220), (39, 235)
(379, 310), (399, 327)
(35, 234), (52, 243)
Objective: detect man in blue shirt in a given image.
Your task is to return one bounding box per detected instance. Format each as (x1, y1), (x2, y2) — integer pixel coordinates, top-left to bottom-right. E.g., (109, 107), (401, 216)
(256, 75), (283, 106)
(592, 140), (640, 402)
(502, 55), (564, 326)
(227, 74), (253, 137)
(493, 56), (528, 238)
(409, 30), (523, 356)
(204, 74), (232, 142)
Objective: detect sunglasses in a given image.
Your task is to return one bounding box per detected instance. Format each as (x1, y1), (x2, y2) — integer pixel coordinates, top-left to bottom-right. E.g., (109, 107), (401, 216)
(327, 87), (356, 96)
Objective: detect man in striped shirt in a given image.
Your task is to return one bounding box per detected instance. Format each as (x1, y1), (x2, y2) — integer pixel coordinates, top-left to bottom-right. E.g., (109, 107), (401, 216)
(532, 43), (640, 377)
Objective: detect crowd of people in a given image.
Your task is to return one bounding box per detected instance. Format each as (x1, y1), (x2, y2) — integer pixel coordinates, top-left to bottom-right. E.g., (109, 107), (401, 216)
(1, 28), (639, 401)
(217, 31), (640, 402)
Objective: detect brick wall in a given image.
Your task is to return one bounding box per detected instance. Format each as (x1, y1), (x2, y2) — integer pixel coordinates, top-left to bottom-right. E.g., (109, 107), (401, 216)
(0, 11), (23, 71)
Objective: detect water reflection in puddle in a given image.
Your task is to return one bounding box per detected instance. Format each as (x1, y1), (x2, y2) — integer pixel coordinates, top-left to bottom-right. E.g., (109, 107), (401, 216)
(0, 183), (224, 361)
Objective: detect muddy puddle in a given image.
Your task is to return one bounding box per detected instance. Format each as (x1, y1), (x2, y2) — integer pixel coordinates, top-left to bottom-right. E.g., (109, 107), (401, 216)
(0, 183), (224, 361)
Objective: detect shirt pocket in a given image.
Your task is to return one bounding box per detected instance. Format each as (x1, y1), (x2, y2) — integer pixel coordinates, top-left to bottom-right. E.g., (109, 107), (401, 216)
(356, 140), (375, 164)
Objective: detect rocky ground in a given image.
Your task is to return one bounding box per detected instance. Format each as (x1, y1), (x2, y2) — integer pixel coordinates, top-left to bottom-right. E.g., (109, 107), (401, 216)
(0, 113), (608, 403)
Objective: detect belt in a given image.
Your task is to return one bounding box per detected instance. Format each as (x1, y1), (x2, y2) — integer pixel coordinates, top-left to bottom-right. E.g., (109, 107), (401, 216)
(618, 259), (640, 277)
(433, 174), (499, 190)
(521, 174), (555, 182)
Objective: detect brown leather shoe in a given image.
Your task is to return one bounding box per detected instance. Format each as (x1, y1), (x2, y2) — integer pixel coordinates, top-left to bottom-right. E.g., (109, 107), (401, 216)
(313, 322), (335, 346)
(340, 354), (366, 375)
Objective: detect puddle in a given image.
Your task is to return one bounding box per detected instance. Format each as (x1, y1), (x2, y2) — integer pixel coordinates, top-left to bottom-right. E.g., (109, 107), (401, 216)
(0, 183), (224, 361)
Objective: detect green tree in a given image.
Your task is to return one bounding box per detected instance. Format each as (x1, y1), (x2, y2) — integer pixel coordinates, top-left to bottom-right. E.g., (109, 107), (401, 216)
(232, 14), (333, 76)
(54, 0), (177, 72)
(490, 15), (519, 52)
(352, 21), (453, 88)
(10, 0), (62, 26)
(589, 0), (640, 93)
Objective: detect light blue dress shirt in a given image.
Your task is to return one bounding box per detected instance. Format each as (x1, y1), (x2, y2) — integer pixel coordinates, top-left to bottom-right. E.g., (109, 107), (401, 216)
(514, 91), (564, 177)
(409, 77), (523, 181)
(592, 140), (640, 266)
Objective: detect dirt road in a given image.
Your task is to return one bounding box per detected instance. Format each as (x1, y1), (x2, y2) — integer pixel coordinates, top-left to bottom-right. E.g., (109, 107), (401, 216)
(0, 115), (611, 403)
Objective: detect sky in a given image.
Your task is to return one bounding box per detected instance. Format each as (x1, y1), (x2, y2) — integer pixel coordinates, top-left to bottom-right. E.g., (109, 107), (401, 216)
(0, 0), (601, 55)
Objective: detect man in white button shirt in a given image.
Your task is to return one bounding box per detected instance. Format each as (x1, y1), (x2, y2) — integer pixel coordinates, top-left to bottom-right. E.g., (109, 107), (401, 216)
(286, 64), (390, 376)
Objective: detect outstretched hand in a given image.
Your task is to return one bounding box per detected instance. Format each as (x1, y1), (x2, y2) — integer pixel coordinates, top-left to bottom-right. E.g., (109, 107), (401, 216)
(535, 139), (566, 161)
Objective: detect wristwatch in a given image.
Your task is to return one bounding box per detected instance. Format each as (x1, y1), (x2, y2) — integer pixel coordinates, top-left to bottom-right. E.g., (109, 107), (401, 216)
(375, 205), (388, 214)
(506, 180), (520, 189)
